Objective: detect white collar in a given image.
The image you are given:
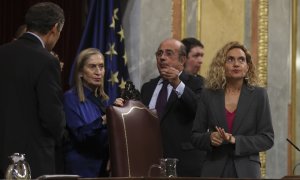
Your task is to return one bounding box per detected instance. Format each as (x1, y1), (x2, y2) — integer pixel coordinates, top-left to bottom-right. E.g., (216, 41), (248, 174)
(26, 32), (45, 48)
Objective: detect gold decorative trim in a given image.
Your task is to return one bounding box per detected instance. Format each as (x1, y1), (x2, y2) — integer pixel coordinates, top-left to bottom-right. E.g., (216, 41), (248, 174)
(257, 0), (269, 178)
(121, 106), (157, 177)
(197, 0), (202, 39)
(257, 0), (268, 87)
(290, 0), (298, 174)
(181, 0), (187, 39)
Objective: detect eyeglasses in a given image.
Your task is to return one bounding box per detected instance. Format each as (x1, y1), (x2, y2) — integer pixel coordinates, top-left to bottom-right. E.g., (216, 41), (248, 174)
(225, 56), (247, 64)
(155, 49), (177, 58)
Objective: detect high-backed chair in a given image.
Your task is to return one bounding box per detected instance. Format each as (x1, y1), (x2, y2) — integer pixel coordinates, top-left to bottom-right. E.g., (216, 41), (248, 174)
(106, 100), (163, 177)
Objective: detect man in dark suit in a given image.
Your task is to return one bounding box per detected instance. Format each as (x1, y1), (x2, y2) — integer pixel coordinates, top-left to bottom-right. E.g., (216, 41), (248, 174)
(181, 37), (205, 78)
(0, 2), (65, 178)
(140, 38), (205, 176)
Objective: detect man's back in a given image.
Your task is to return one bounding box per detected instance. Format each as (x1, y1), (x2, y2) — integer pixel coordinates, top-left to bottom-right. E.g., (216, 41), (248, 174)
(0, 33), (65, 178)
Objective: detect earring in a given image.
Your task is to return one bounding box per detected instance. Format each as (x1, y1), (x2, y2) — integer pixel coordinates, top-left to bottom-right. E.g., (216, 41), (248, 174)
(244, 73), (249, 81)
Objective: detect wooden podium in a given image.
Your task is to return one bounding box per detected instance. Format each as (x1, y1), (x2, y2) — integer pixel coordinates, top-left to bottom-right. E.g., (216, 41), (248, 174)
(282, 176), (300, 179)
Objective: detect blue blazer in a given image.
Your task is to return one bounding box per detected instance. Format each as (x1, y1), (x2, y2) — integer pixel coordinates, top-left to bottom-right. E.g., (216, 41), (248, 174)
(63, 87), (109, 177)
(192, 84), (274, 178)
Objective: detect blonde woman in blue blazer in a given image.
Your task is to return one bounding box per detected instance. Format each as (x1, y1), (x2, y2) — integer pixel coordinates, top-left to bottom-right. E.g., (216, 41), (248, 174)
(192, 41), (274, 178)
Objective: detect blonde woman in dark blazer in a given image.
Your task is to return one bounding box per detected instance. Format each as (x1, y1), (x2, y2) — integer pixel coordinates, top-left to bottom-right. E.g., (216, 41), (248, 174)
(191, 41), (274, 178)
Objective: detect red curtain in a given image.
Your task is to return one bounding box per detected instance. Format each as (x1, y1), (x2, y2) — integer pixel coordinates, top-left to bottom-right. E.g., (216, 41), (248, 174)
(0, 0), (86, 91)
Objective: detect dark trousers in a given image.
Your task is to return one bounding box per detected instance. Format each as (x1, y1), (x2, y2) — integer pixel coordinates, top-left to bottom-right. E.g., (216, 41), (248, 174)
(221, 157), (238, 178)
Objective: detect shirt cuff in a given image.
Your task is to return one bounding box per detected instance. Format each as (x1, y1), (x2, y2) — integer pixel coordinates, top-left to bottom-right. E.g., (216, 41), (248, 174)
(174, 81), (185, 98)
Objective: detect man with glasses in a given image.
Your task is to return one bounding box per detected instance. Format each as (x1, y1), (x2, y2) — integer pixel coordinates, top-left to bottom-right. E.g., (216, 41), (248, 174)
(140, 38), (205, 177)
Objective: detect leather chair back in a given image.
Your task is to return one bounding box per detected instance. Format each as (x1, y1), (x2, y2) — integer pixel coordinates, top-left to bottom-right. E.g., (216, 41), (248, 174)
(106, 100), (163, 177)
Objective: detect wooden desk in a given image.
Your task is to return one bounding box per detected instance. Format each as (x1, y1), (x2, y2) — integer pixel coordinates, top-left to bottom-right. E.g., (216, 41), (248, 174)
(282, 176), (300, 179)
(81, 178), (257, 180)
(38, 175), (292, 180)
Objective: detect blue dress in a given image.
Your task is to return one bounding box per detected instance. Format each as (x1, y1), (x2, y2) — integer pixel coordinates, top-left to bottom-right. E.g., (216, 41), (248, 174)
(63, 87), (109, 177)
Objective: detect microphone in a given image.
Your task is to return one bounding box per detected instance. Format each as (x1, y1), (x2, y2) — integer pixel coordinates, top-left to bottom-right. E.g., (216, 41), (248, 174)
(287, 138), (300, 151)
(287, 138), (300, 175)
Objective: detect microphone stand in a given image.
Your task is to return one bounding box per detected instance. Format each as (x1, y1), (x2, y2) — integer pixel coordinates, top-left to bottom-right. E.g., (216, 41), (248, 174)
(287, 138), (300, 175)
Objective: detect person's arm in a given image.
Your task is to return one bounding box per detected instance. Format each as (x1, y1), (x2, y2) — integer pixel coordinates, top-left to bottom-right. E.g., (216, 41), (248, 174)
(69, 118), (106, 143)
(177, 75), (203, 115)
(63, 96), (106, 143)
(234, 88), (274, 156)
(191, 93), (214, 151)
(37, 56), (65, 143)
(64, 103), (108, 153)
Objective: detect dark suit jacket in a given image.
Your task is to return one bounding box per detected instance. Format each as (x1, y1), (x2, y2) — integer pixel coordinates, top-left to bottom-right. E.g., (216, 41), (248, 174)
(0, 33), (65, 178)
(141, 72), (205, 177)
(191, 84), (274, 178)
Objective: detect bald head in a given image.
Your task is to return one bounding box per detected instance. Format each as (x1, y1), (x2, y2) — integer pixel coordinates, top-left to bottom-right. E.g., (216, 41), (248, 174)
(155, 38), (187, 75)
(155, 38), (186, 86)
(158, 38), (186, 63)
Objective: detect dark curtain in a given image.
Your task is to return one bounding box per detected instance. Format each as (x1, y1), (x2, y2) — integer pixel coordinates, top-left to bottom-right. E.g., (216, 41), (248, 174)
(0, 0), (86, 91)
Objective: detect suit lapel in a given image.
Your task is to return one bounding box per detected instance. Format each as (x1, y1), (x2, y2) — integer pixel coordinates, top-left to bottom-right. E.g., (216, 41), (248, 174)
(160, 72), (189, 121)
(232, 84), (255, 134)
(21, 33), (45, 48)
(144, 78), (160, 106)
(87, 93), (106, 114)
(211, 90), (228, 131)
(160, 91), (177, 121)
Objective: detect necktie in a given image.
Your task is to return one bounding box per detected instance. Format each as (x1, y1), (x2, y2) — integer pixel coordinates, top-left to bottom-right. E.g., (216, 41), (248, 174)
(155, 80), (168, 119)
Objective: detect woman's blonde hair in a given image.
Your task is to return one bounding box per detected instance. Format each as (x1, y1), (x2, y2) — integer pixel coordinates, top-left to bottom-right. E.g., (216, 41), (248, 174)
(205, 41), (260, 90)
(72, 48), (109, 102)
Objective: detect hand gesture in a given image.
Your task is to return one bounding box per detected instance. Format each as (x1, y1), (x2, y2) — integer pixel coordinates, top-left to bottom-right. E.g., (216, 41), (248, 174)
(102, 115), (107, 125)
(114, 98), (125, 107)
(210, 131), (223, 147)
(160, 66), (181, 88)
(215, 126), (235, 144)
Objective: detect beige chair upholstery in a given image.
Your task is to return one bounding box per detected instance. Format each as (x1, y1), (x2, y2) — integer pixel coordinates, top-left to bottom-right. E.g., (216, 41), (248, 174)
(106, 100), (163, 177)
